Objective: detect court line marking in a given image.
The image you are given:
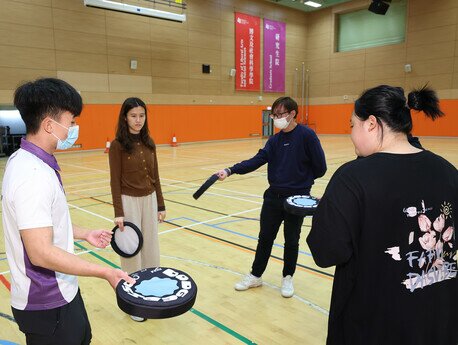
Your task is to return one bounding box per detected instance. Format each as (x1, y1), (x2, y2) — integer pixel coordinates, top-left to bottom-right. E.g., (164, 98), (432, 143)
(178, 216), (313, 257)
(73, 242), (257, 345)
(161, 254), (329, 316)
(66, 202), (329, 278)
(159, 207), (262, 234)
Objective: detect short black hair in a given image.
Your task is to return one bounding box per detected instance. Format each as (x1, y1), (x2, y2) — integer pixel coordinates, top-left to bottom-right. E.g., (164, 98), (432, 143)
(14, 78), (83, 134)
(271, 97), (298, 118)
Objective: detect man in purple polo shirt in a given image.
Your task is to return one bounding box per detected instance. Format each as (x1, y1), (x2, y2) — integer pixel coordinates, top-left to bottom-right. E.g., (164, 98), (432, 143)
(2, 78), (135, 345)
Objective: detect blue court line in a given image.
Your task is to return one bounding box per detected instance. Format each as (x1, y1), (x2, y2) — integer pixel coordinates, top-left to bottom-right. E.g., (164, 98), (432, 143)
(176, 216), (313, 257)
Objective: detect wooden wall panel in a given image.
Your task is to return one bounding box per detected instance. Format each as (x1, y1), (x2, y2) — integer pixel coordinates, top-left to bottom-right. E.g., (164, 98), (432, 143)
(55, 51), (108, 73)
(54, 30), (107, 55)
(107, 36), (151, 58)
(57, 71), (109, 93)
(0, 22), (54, 49)
(0, 46), (55, 70)
(52, 8), (105, 35)
(108, 75), (152, 93)
(0, 0), (52, 27)
(0, 67), (56, 89)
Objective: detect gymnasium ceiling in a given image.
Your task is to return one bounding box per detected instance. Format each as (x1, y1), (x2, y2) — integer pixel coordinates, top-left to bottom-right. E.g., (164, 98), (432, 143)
(265, 0), (353, 12)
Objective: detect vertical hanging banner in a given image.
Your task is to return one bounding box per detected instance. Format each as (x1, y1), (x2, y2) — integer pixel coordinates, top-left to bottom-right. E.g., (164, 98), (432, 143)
(235, 12), (260, 91)
(263, 19), (286, 93)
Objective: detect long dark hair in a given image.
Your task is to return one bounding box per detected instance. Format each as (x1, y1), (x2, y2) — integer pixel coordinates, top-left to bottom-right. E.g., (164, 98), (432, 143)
(115, 97), (155, 153)
(354, 85), (444, 136)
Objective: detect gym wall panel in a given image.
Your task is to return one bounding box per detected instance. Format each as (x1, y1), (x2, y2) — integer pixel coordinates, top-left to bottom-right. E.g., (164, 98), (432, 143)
(330, 68), (364, 84)
(330, 81), (365, 97)
(152, 60), (189, 79)
(0, 67), (56, 89)
(409, 0), (458, 16)
(189, 47), (221, 65)
(106, 16), (150, 40)
(108, 56), (152, 76)
(364, 63), (405, 81)
(150, 43), (188, 63)
(189, 79), (220, 95)
(187, 14), (221, 35)
(54, 30), (107, 55)
(17, 0), (51, 6)
(365, 44), (406, 66)
(0, 22), (54, 49)
(187, 0), (221, 19)
(52, 8), (106, 35)
(407, 25), (456, 47)
(57, 71), (109, 93)
(330, 53), (365, 72)
(308, 71), (330, 87)
(108, 75), (152, 93)
(55, 51), (108, 73)
(108, 36), (151, 58)
(51, 0), (99, 14)
(405, 74), (453, 91)
(150, 25), (187, 46)
(308, 84), (330, 99)
(0, 46), (55, 70)
(364, 78), (406, 90)
(151, 77), (189, 95)
(189, 31), (221, 51)
(408, 9), (457, 32)
(0, 0), (52, 27)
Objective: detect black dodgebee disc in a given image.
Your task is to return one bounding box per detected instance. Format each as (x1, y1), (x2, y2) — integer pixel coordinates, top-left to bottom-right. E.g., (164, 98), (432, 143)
(193, 174), (218, 200)
(110, 221), (143, 258)
(284, 195), (319, 217)
(116, 267), (197, 319)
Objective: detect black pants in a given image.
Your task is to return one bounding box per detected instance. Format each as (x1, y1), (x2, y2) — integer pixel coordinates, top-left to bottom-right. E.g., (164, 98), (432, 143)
(12, 290), (92, 345)
(251, 189), (305, 278)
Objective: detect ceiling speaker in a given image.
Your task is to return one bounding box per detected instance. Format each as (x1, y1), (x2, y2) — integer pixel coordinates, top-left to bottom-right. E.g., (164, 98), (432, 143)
(368, 1), (390, 15)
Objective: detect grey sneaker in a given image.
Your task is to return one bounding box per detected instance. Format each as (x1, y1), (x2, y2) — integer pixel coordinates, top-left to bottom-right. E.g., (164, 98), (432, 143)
(234, 273), (262, 291)
(130, 315), (146, 322)
(281, 275), (294, 298)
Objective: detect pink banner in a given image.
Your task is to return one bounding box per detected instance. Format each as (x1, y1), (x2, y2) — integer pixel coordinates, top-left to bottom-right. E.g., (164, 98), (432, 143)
(235, 12), (260, 91)
(263, 19), (286, 93)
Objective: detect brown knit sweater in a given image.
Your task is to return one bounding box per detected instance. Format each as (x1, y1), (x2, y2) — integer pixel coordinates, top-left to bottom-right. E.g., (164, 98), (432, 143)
(108, 136), (165, 217)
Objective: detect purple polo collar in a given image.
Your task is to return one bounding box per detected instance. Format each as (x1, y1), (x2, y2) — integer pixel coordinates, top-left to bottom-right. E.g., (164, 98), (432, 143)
(20, 138), (61, 172)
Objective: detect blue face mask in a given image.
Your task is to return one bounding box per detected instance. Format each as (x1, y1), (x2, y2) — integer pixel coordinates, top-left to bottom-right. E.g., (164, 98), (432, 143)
(51, 120), (79, 150)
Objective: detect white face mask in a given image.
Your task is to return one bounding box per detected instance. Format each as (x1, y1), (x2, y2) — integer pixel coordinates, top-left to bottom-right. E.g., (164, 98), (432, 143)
(273, 114), (292, 129)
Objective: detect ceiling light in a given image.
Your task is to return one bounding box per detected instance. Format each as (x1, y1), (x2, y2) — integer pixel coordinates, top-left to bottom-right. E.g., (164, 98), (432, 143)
(304, 1), (322, 7)
(83, 0), (186, 22)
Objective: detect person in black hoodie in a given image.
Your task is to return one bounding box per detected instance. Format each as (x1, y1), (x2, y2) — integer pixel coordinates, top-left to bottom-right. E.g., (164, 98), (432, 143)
(217, 96), (327, 298)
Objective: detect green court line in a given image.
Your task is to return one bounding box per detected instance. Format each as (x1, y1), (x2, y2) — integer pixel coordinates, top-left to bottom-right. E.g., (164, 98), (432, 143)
(190, 308), (257, 345)
(74, 242), (257, 344)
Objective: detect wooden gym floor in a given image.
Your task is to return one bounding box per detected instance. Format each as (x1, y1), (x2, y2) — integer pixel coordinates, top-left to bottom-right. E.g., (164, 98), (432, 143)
(0, 135), (456, 345)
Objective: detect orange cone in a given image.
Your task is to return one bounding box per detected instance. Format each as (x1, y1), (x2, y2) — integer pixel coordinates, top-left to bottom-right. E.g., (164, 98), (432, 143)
(171, 134), (178, 147)
(104, 138), (111, 153)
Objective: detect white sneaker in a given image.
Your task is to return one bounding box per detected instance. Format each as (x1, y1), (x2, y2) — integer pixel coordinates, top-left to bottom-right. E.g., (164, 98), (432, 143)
(234, 273), (262, 291)
(281, 275), (294, 298)
(130, 315), (146, 322)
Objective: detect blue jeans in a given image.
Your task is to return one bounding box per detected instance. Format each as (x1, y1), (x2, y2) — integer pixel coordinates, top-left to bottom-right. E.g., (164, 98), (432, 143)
(251, 189), (305, 277)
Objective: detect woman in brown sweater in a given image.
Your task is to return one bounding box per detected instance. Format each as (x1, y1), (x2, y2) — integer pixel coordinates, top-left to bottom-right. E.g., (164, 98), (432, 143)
(108, 98), (166, 321)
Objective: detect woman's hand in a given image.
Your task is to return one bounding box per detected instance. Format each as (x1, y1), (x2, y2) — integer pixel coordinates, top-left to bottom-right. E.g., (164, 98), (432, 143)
(158, 211), (166, 223)
(114, 217), (125, 231)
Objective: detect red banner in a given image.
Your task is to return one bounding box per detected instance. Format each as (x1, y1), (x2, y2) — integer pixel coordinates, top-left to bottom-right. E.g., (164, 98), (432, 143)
(235, 12), (260, 91)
